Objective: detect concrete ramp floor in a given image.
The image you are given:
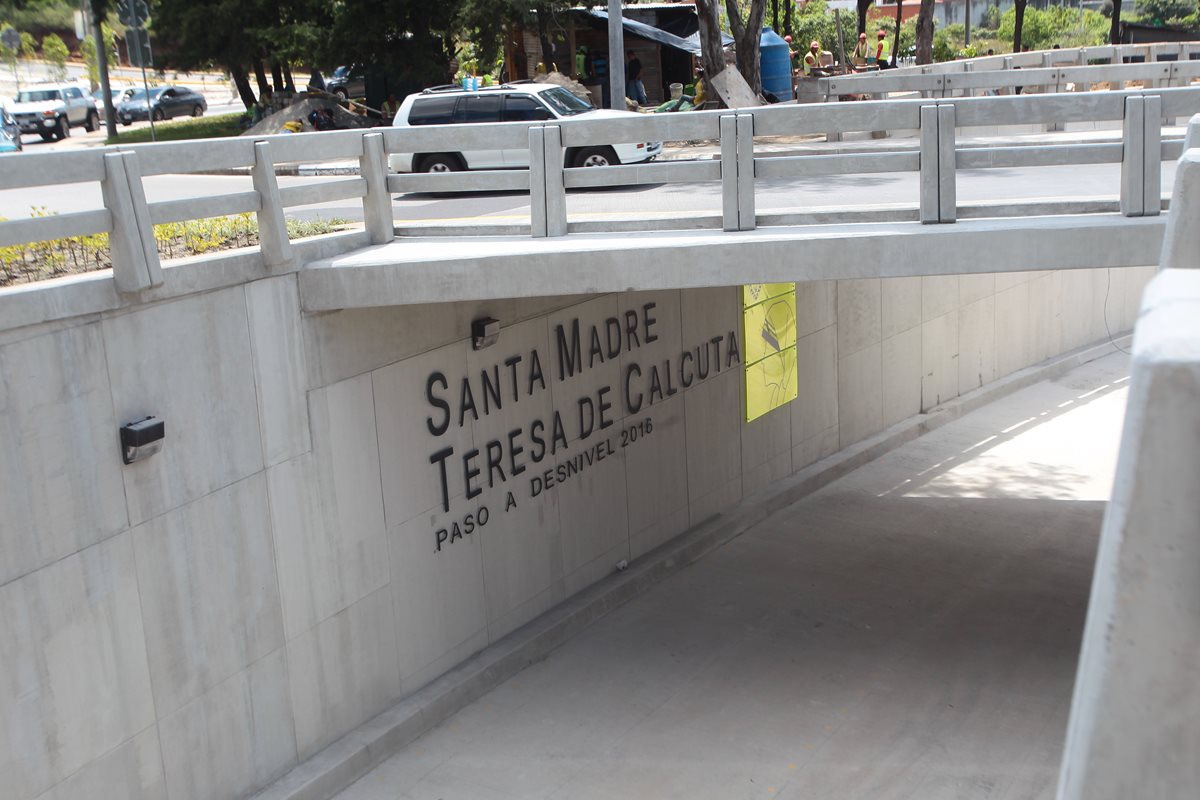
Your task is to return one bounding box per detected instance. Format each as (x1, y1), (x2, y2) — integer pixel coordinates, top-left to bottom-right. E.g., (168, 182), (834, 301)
(335, 353), (1130, 800)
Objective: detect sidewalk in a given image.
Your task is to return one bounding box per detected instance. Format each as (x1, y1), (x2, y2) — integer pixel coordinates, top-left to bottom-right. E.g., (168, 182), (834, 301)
(330, 350), (1130, 800)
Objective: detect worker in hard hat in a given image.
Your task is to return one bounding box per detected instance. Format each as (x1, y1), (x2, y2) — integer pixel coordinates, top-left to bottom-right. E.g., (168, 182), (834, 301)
(853, 32), (870, 68)
(876, 30), (892, 69)
(802, 40), (822, 77)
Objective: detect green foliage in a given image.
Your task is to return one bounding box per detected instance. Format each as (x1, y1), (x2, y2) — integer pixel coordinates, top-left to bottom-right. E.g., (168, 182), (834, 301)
(20, 31), (36, 60)
(0, 0), (78, 32)
(1, 209), (352, 286)
(982, 3), (1003, 30)
(1133, 0), (1197, 26)
(997, 6), (1109, 50)
(0, 25), (18, 73)
(104, 112), (246, 144)
(933, 23), (962, 62)
(40, 32), (68, 80)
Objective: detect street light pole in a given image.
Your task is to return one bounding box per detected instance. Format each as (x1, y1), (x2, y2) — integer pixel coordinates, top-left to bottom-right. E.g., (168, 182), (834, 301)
(608, 0), (626, 109)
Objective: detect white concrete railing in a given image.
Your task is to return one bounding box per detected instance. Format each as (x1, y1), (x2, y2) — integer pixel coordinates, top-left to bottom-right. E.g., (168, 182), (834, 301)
(1054, 147), (1200, 800)
(872, 40), (1200, 80)
(0, 87), (1197, 295)
(820, 58), (1200, 99)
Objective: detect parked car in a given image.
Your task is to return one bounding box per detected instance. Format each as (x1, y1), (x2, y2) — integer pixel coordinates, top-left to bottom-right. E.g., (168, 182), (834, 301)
(92, 86), (136, 120)
(327, 65), (365, 101)
(116, 85), (207, 124)
(388, 83), (663, 174)
(9, 83), (98, 141)
(1, 107), (20, 150)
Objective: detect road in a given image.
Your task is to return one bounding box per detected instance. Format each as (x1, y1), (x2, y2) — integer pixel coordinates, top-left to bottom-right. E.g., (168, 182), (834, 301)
(0, 161), (1178, 227)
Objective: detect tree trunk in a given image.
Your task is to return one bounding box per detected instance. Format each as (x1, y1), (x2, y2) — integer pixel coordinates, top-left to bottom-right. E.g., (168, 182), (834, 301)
(230, 65), (257, 108)
(253, 59), (270, 95)
(893, 0), (903, 67)
(283, 61), (296, 93)
(694, 0), (727, 100)
(1110, 0), (1123, 46)
(772, 0), (780, 32)
(1013, 0), (1027, 54)
(857, 0), (872, 34)
(270, 59), (284, 91)
(724, 0), (768, 95)
(916, 0), (934, 64)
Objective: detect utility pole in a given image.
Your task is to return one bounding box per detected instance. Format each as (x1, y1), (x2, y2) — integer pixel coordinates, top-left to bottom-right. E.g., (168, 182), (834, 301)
(608, 0), (625, 109)
(965, 0), (972, 46)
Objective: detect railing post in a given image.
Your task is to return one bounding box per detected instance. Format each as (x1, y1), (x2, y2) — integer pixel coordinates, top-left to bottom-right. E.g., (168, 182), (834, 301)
(101, 150), (162, 293)
(1121, 96), (1147, 217)
(938, 104), (957, 223)
(1184, 112), (1200, 151)
(1142, 95), (1162, 217)
(527, 124), (566, 238)
(920, 105), (940, 223)
(358, 132), (394, 246)
(542, 125), (567, 237)
(720, 114), (739, 232)
(252, 141), (294, 269)
(737, 113), (755, 232)
(529, 126), (548, 238)
(1160, 150), (1200, 270)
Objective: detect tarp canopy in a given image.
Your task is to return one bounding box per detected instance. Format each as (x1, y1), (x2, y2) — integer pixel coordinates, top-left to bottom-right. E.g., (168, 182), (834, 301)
(583, 9), (733, 56)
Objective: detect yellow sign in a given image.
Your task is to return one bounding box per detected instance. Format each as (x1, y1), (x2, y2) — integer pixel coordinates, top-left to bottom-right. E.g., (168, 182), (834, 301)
(744, 347), (799, 422)
(742, 283), (795, 309)
(742, 283), (798, 422)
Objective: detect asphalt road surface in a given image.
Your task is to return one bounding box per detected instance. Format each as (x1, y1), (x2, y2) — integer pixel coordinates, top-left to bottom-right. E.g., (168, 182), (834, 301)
(0, 161), (1177, 228)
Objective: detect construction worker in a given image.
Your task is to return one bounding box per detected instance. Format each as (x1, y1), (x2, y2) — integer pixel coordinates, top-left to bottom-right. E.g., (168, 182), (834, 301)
(575, 46), (590, 81)
(802, 40), (821, 77)
(853, 32), (870, 67)
(876, 30), (892, 69)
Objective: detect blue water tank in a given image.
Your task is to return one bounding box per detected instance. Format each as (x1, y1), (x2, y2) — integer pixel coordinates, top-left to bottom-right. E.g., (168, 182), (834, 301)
(760, 26), (793, 101)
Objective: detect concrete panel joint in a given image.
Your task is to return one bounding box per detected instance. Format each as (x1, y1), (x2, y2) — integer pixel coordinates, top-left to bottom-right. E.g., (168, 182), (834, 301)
(359, 133), (395, 246)
(253, 141), (296, 269)
(101, 150), (162, 293)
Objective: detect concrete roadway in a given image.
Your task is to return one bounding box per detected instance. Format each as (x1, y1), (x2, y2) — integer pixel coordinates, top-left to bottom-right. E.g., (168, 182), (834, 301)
(332, 351), (1131, 800)
(0, 162), (1179, 225)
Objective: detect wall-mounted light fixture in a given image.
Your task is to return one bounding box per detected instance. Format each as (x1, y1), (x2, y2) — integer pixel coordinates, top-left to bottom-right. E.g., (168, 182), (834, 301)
(472, 317), (500, 350)
(120, 416), (165, 464)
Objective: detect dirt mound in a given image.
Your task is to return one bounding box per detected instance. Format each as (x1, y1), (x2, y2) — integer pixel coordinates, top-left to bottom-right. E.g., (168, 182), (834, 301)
(242, 95), (383, 136)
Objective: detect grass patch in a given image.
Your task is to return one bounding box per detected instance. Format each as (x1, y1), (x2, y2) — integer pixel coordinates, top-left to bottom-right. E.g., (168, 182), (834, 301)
(105, 112), (247, 145)
(2, 211), (353, 286)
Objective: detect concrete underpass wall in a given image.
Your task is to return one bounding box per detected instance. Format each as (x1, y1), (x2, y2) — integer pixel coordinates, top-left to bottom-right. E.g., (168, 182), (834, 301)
(0, 264), (1155, 800)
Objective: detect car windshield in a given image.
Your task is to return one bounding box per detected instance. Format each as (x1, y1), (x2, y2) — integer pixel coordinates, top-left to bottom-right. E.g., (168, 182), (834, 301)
(332, 66), (351, 79)
(17, 90), (61, 102)
(538, 87), (593, 116)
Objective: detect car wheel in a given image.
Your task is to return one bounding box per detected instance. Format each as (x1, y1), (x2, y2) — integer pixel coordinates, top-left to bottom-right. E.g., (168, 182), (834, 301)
(419, 154), (461, 173)
(573, 146), (617, 168)
(152, 108), (165, 122)
(56, 117), (70, 140)
(39, 131), (55, 142)
(334, 89), (348, 102)
(192, 104), (204, 117)
(121, 120), (132, 127)
(84, 111), (98, 132)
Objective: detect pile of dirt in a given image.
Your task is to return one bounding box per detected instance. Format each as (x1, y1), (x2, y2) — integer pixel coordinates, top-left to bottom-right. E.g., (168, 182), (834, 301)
(242, 95), (383, 137)
(532, 70), (592, 101)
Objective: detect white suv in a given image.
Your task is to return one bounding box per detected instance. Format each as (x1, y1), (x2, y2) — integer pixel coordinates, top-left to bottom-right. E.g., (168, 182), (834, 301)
(388, 83), (662, 173)
(10, 83), (98, 142)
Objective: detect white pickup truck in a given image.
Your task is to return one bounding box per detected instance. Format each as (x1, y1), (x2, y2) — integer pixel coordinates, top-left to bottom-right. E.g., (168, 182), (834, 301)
(9, 83), (99, 142)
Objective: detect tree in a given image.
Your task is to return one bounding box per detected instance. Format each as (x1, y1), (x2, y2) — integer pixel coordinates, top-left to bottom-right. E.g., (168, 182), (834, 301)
(1135, 0), (1196, 25)
(893, 0), (902, 66)
(857, 0), (873, 34)
(1012, 0), (1027, 53)
(41, 32), (69, 81)
(693, 0), (728, 95)
(915, 0), (934, 64)
(723, 0), (769, 93)
(1110, 0), (1122, 45)
(81, 23), (116, 91)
